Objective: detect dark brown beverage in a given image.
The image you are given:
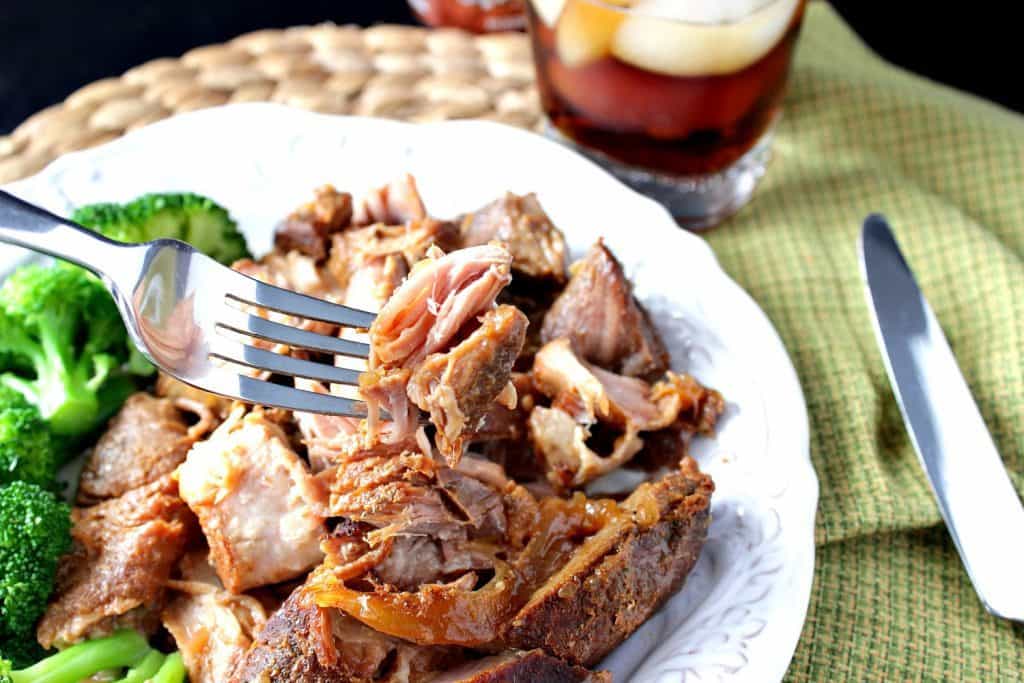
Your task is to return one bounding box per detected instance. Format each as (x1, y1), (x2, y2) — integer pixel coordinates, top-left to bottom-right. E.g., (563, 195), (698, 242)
(527, 0), (806, 177)
(409, 0), (526, 33)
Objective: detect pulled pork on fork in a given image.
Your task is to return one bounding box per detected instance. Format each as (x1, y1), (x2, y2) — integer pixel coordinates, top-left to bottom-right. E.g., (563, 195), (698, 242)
(361, 243), (527, 464)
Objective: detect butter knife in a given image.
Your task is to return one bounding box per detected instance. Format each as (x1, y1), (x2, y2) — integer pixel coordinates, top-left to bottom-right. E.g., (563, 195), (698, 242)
(860, 214), (1024, 622)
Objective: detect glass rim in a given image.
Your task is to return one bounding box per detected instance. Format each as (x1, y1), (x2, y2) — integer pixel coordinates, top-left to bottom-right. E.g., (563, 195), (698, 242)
(561, 0), (798, 27)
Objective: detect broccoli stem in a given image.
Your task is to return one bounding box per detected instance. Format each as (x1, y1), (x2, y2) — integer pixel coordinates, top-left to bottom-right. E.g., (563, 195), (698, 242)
(10, 629), (150, 683)
(149, 652), (185, 683)
(0, 374), (40, 404)
(32, 317), (101, 436)
(113, 650), (165, 683)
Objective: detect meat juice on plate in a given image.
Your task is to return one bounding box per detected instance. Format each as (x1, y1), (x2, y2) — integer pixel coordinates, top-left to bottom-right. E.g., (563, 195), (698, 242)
(527, 0), (806, 227)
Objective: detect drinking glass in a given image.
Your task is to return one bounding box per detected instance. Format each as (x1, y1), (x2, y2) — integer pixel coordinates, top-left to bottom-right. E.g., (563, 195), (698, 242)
(526, 0), (806, 229)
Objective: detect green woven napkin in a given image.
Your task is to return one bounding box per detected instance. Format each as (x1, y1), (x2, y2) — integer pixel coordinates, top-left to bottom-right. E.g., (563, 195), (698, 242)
(705, 3), (1024, 680)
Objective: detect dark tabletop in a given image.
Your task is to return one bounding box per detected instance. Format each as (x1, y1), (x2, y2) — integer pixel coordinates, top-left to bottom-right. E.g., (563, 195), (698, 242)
(0, 1), (1017, 134)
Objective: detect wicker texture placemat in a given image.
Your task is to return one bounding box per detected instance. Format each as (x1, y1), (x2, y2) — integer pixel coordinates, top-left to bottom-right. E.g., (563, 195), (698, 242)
(0, 24), (542, 184)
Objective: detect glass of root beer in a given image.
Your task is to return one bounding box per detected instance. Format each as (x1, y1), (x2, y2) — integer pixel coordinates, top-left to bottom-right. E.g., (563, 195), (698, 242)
(526, 0), (806, 229)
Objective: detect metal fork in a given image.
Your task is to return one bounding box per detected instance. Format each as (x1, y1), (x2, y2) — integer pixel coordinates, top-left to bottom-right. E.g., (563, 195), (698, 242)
(0, 190), (376, 417)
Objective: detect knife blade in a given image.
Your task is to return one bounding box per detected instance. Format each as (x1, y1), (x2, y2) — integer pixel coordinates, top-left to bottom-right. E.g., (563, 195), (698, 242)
(860, 214), (1024, 622)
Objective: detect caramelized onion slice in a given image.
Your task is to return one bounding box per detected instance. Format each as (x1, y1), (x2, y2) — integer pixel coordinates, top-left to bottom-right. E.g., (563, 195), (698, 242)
(310, 559), (519, 646)
(308, 493), (634, 647)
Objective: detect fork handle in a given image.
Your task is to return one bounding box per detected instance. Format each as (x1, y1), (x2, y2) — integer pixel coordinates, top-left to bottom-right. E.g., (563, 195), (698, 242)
(0, 190), (126, 276)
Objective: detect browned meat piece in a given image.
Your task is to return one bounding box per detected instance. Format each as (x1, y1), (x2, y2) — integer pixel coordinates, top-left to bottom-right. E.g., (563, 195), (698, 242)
(431, 650), (610, 683)
(229, 581), (463, 683)
(541, 240), (670, 380)
(436, 464), (507, 538)
(236, 250), (343, 301)
(460, 193), (568, 283)
(372, 536), (494, 591)
(465, 373), (534, 444)
(353, 173), (429, 226)
(177, 408), (327, 593)
(408, 305), (527, 459)
(77, 393), (216, 505)
(528, 326), (721, 489)
(503, 458), (713, 667)
(37, 475), (196, 648)
(497, 279), (562, 370)
(341, 251), (408, 313)
(315, 452), (536, 606)
(310, 462), (712, 650)
(528, 406), (643, 489)
(533, 339), (697, 431)
(275, 185), (353, 260)
(630, 376), (725, 472)
(163, 551), (269, 683)
(320, 451), (467, 543)
(362, 244), (513, 449)
(467, 373), (547, 483)
(296, 393), (418, 473)
(156, 372), (232, 417)
(319, 451), (509, 548)
(327, 218), (458, 313)
(332, 220), (460, 275)
(530, 339), (724, 484)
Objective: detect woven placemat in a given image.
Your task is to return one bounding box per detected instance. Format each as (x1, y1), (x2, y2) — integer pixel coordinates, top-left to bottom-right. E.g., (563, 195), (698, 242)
(0, 24), (543, 184)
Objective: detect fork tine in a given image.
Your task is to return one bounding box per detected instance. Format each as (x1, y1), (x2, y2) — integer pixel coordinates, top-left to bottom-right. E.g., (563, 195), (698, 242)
(217, 308), (370, 358)
(211, 341), (363, 386)
(228, 276), (377, 329)
(236, 374), (369, 417)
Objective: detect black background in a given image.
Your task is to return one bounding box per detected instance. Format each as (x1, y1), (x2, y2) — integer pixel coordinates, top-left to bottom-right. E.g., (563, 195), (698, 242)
(1, 1), (1016, 134)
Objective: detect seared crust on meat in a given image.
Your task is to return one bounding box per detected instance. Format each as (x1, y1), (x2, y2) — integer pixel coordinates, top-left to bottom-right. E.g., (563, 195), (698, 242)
(37, 474), (196, 648)
(503, 459), (713, 666)
(78, 393), (215, 505)
(230, 582), (461, 682)
(229, 587), (337, 683)
(431, 650), (609, 682)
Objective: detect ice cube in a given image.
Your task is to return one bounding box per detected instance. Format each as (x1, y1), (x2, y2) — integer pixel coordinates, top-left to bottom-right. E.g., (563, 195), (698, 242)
(629, 0), (767, 24)
(531, 0), (568, 27)
(611, 0), (800, 77)
(556, 0), (627, 68)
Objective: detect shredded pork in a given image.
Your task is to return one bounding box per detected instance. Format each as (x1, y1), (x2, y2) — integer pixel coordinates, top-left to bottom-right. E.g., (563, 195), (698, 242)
(40, 176), (724, 683)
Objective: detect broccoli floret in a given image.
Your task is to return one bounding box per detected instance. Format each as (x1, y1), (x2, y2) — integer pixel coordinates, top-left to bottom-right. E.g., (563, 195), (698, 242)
(0, 263), (140, 437)
(0, 386), (58, 489)
(3, 629), (151, 683)
(67, 203), (138, 243)
(0, 481), (72, 665)
(0, 641), (45, 678)
(73, 192), (251, 265)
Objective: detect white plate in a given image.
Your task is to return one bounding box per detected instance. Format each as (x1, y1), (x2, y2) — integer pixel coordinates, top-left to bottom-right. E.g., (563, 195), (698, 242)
(1, 103), (816, 682)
